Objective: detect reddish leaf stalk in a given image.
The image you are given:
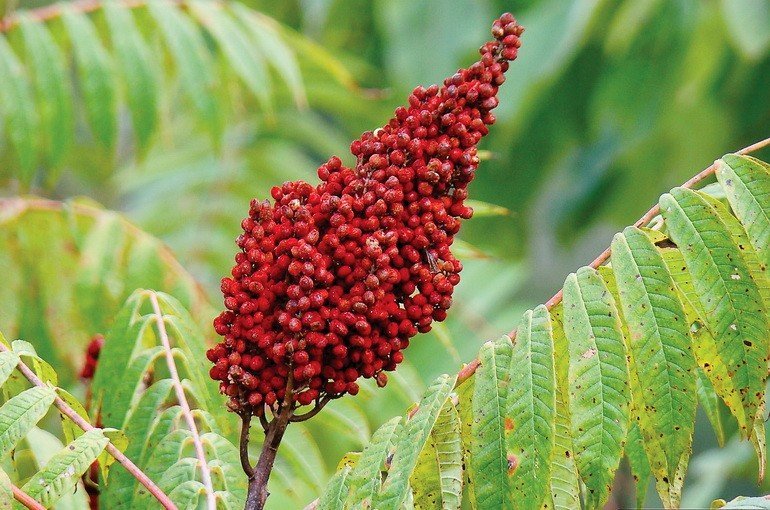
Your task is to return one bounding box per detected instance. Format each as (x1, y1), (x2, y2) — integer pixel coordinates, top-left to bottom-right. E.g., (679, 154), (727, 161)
(11, 484), (45, 510)
(148, 292), (216, 510)
(0, 342), (178, 510)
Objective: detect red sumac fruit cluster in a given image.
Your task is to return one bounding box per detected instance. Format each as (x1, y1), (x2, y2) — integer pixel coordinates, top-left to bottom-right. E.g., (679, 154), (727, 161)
(208, 13), (523, 414)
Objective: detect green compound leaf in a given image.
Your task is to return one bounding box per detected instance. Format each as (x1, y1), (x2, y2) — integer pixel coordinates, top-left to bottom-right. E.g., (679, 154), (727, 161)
(21, 429), (108, 508)
(469, 336), (514, 510)
(374, 374), (455, 510)
(0, 386), (55, 459)
(506, 305), (556, 510)
(611, 226), (697, 508)
(660, 187), (768, 437)
(148, 0), (222, 140)
(188, 1), (272, 114)
(562, 267), (630, 510)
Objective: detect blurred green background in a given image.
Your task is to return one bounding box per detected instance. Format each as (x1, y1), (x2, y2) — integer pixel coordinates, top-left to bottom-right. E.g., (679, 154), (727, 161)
(2, 0), (770, 507)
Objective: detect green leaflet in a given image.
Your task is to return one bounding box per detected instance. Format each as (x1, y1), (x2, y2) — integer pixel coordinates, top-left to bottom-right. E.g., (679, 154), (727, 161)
(121, 406), (183, 509)
(103, 1), (160, 150)
(0, 386), (55, 459)
(0, 467), (11, 509)
(546, 306), (581, 510)
(716, 154), (770, 268)
(188, 1), (272, 114)
(17, 13), (71, 170)
(659, 245), (747, 437)
(562, 267), (630, 510)
(456, 376), (477, 509)
(230, 4), (306, 106)
(148, 0), (221, 139)
(0, 351), (19, 388)
(625, 423), (651, 510)
(0, 36), (37, 182)
(23, 427), (90, 510)
(280, 425), (328, 493)
(374, 374), (455, 510)
(611, 226), (696, 508)
(696, 368), (726, 446)
(201, 432), (246, 503)
(468, 336), (514, 510)
(169, 480), (205, 508)
(56, 387), (90, 443)
(410, 401), (463, 510)
(660, 188), (768, 437)
(346, 416), (402, 507)
(21, 429), (108, 508)
(506, 305), (556, 510)
(13, 340), (57, 386)
(60, 6), (117, 149)
(319, 465), (353, 510)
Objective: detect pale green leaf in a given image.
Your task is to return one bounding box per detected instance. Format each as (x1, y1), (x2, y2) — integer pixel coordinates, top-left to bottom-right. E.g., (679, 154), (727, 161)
(410, 401), (463, 510)
(660, 188), (769, 436)
(103, 1), (160, 149)
(230, 4), (306, 106)
(189, 1), (271, 113)
(625, 423), (651, 510)
(0, 37), (37, 182)
(0, 351), (19, 388)
(611, 226), (697, 507)
(716, 155), (770, 269)
(374, 374), (455, 510)
(346, 416), (402, 508)
(61, 6), (117, 148)
(562, 267), (630, 510)
(318, 466), (352, 510)
(469, 336), (514, 510)
(696, 368), (726, 446)
(22, 429), (108, 508)
(17, 13), (71, 169)
(0, 386), (55, 459)
(506, 305), (556, 510)
(545, 306), (581, 510)
(148, 0), (221, 138)
(0, 467), (12, 510)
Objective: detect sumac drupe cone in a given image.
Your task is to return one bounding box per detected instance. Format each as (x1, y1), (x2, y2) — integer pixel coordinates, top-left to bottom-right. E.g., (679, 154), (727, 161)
(208, 13), (523, 415)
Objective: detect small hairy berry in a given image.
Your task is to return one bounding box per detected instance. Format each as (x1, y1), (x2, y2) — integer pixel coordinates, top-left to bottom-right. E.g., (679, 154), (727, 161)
(209, 14), (523, 414)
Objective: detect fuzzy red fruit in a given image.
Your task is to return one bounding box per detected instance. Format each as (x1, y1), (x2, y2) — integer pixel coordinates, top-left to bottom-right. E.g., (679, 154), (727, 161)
(209, 14), (523, 413)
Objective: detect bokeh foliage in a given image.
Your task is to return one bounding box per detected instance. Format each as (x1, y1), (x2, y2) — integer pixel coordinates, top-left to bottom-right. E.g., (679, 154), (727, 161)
(1, 0), (770, 508)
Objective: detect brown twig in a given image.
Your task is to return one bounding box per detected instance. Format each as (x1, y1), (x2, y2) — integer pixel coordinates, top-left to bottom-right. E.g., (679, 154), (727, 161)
(243, 375), (296, 510)
(289, 395), (332, 422)
(494, 136), (770, 383)
(0, 0), (147, 31)
(239, 413), (255, 478)
(149, 292), (216, 510)
(0, 342), (178, 510)
(11, 483), (45, 510)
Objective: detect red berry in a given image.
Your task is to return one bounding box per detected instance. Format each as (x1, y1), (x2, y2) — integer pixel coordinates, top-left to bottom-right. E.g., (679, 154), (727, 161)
(210, 13), (522, 413)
